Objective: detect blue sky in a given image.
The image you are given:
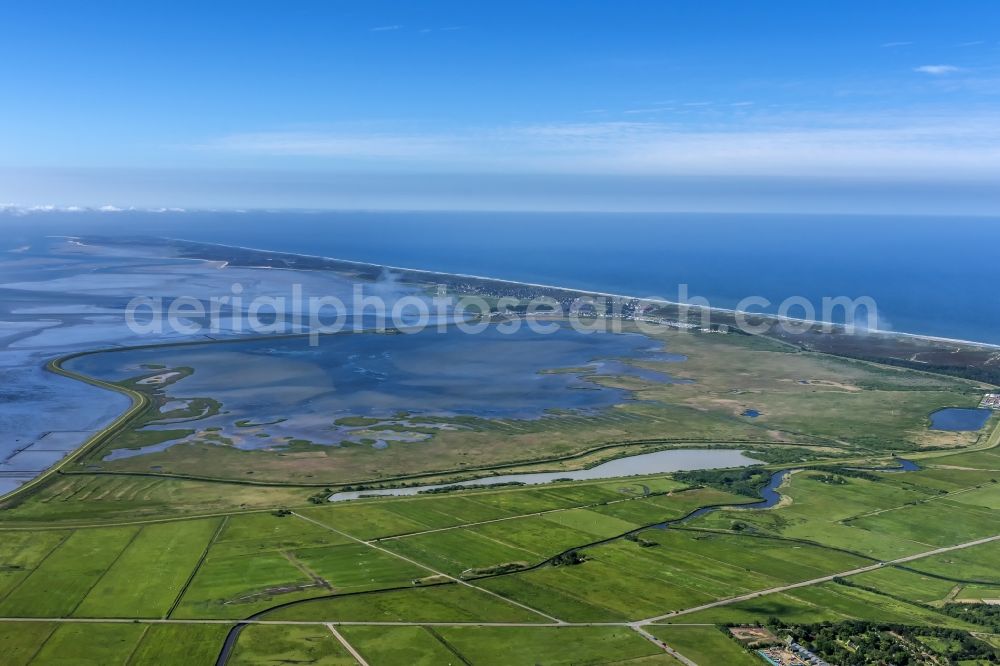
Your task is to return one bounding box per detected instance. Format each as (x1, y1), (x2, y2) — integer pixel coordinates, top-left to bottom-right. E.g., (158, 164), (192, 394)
(2, 1), (999, 213)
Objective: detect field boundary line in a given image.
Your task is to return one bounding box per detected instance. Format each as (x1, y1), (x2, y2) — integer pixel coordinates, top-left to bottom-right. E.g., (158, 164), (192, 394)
(424, 626), (473, 665)
(670, 526), (885, 565)
(0, 530), (72, 607)
(844, 482), (996, 521)
(68, 524), (143, 617)
(0, 504), (320, 532)
(123, 624), (152, 666)
(290, 511), (566, 624)
(22, 622), (60, 664)
(167, 516), (229, 618)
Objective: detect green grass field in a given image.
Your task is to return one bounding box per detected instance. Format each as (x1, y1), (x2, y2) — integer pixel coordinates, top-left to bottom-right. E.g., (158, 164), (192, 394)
(171, 548), (320, 619)
(73, 518), (221, 617)
(0, 474), (315, 525)
(0, 531), (68, 601)
(211, 512), (353, 555)
(295, 475), (690, 541)
(0, 622), (227, 666)
(31, 622), (147, 665)
(478, 527), (870, 622)
(337, 625), (466, 665)
(645, 626), (760, 665)
(291, 542), (429, 591)
(230, 624), (355, 665)
(0, 622), (59, 666)
(0, 527), (138, 617)
(846, 497), (1000, 547)
(893, 540), (1000, 582)
(849, 566), (960, 604)
(332, 624), (671, 666)
(264, 583), (544, 622)
(689, 468), (989, 558)
(2, 447), (999, 663)
(664, 581), (978, 627)
(432, 626), (665, 665)
(130, 624), (232, 665)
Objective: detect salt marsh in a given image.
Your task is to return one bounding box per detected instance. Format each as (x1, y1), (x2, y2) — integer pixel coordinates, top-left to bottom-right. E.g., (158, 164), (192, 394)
(66, 323), (688, 459)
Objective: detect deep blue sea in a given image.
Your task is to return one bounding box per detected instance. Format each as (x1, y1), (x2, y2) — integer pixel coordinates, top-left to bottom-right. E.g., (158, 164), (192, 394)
(4, 210), (999, 344)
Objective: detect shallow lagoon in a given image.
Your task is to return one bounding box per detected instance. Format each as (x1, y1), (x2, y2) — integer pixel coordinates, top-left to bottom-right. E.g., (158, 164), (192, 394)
(67, 323), (688, 457)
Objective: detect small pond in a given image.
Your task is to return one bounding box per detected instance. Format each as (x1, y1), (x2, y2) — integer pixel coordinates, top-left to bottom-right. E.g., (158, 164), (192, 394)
(929, 407), (992, 432)
(328, 448), (762, 501)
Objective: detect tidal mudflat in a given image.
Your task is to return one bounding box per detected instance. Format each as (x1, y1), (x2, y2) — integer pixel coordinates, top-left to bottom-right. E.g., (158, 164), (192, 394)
(66, 323), (688, 458)
(0, 236), (418, 491)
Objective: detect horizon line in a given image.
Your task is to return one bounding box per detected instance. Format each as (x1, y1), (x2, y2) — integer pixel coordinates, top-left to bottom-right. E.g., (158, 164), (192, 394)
(3, 205), (1000, 220)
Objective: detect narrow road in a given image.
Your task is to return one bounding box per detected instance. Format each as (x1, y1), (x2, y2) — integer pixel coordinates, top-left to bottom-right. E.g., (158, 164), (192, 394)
(629, 625), (699, 666)
(636, 533), (1000, 625)
(326, 623), (370, 666)
(0, 618), (665, 627)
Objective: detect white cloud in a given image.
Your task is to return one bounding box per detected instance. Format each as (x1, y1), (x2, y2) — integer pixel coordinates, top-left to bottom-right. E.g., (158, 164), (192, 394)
(956, 41), (985, 47)
(371, 25), (401, 32)
(512, 121), (654, 139)
(914, 64), (962, 75)
(200, 131), (461, 159)
(881, 41), (912, 48)
(0, 203), (144, 215)
(193, 113), (1000, 181)
(623, 107), (669, 115)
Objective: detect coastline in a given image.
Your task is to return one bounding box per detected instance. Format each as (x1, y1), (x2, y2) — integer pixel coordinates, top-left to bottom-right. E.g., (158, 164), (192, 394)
(163, 236), (1000, 351)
